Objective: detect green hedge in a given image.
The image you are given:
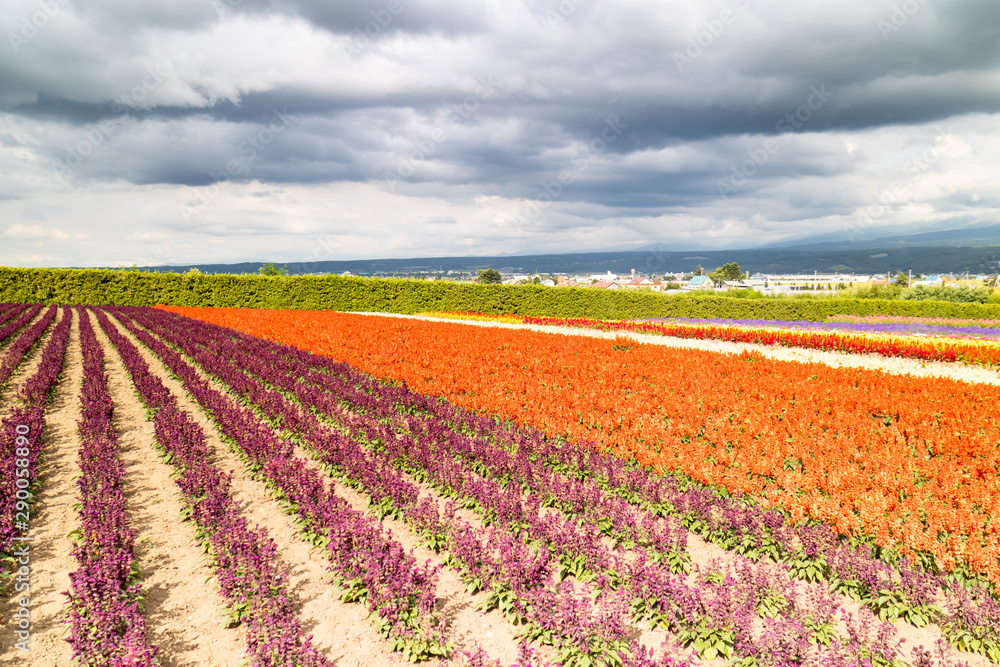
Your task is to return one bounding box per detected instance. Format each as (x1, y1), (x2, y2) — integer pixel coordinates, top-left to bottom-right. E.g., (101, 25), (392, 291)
(4, 267), (1000, 322)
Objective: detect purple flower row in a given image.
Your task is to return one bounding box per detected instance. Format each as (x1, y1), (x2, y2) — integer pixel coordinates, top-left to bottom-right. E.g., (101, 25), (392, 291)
(0, 307), (70, 573)
(0, 304), (42, 351)
(64, 309), (158, 664)
(102, 308), (450, 661)
(93, 309), (332, 667)
(830, 315), (1000, 329)
(0, 305), (56, 389)
(0, 303), (30, 334)
(642, 316), (1000, 340)
(122, 307), (935, 667)
(0, 302), (34, 335)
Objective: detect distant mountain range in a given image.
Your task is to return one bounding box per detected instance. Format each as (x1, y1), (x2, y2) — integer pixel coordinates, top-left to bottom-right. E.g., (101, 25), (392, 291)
(759, 220), (1000, 252)
(103, 221), (1000, 277)
(121, 246), (1000, 277)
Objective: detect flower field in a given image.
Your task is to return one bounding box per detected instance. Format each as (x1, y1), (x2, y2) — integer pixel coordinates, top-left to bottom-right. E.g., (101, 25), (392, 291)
(3, 303), (1000, 666)
(412, 311), (1000, 366)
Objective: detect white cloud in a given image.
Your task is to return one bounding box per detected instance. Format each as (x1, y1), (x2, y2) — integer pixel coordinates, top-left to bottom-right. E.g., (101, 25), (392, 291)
(3, 223), (89, 242)
(129, 231), (170, 241)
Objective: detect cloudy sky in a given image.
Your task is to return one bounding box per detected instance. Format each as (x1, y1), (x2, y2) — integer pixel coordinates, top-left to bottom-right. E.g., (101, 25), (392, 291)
(1, 0), (998, 267)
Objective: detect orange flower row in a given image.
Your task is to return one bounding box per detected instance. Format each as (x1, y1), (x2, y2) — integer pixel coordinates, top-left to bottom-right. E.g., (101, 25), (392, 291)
(160, 305), (1000, 589)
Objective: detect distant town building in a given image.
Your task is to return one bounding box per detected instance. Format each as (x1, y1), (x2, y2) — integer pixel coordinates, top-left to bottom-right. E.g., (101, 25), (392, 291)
(684, 275), (714, 290)
(912, 274), (945, 286)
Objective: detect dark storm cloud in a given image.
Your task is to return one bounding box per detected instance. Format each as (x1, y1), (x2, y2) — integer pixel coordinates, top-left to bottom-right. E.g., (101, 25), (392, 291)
(7, 0), (998, 143)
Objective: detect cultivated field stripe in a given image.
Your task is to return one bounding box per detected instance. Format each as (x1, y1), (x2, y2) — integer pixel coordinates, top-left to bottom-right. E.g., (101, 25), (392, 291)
(63, 309), (157, 662)
(355, 311), (1000, 386)
(178, 318), (916, 667)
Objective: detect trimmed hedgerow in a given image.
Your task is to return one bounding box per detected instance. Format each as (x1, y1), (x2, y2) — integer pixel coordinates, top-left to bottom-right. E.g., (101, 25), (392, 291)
(4, 267), (1000, 322)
